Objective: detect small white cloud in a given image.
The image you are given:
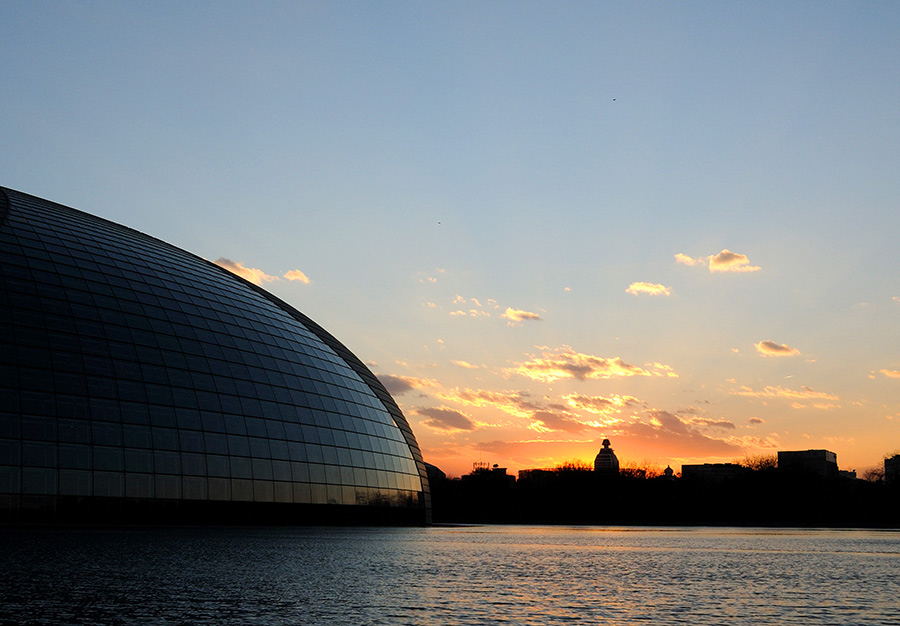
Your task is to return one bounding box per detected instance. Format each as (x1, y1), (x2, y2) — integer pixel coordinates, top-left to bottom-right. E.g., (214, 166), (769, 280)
(626, 282), (671, 296)
(283, 269), (310, 284)
(709, 249), (760, 273)
(676, 249), (760, 273)
(755, 340), (800, 357)
(500, 307), (543, 326)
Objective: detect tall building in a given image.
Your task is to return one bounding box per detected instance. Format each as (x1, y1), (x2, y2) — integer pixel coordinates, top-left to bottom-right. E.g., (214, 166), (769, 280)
(777, 449), (838, 480)
(885, 455), (900, 485)
(593, 438), (619, 475)
(0, 186), (429, 524)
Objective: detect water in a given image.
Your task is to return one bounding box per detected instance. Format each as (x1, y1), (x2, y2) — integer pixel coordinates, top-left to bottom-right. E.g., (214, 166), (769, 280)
(2, 525), (898, 625)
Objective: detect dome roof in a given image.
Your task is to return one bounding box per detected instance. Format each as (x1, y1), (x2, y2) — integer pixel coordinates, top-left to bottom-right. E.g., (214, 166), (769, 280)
(0, 186), (429, 523)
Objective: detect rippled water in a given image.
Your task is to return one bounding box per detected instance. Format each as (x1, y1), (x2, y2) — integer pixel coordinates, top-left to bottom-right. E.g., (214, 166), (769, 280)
(2, 525), (898, 625)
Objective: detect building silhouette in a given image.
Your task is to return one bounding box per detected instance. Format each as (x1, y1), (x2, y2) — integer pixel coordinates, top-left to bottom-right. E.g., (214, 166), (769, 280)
(681, 463), (748, 483)
(886, 455), (900, 485)
(777, 449), (839, 480)
(0, 186), (429, 524)
(594, 438), (620, 475)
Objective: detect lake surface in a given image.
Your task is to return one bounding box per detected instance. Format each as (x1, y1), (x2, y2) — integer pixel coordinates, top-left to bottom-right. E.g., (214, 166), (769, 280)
(1, 525), (898, 625)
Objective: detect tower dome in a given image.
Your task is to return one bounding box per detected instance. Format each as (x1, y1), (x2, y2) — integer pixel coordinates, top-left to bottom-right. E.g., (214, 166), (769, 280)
(593, 438), (619, 475)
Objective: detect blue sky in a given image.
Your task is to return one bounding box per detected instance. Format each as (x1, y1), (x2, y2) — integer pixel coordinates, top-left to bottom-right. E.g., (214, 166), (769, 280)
(3, 1), (899, 476)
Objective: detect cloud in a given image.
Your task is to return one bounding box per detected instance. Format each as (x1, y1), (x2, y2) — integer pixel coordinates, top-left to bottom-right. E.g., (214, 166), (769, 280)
(214, 258), (311, 286)
(675, 249), (760, 273)
(615, 410), (743, 457)
(376, 374), (437, 396)
(688, 417), (736, 430)
(283, 269), (311, 284)
(748, 417), (765, 424)
(508, 346), (677, 383)
(501, 307), (543, 325)
(675, 253), (706, 267)
(880, 369), (900, 379)
(755, 340), (800, 357)
(530, 411), (588, 434)
(709, 249), (760, 273)
(563, 393), (639, 420)
(214, 258), (279, 285)
(413, 406), (476, 432)
(437, 388), (544, 419)
(418, 269), (445, 284)
(626, 282), (671, 296)
(451, 360), (479, 369)
(732, 385), (839, 401)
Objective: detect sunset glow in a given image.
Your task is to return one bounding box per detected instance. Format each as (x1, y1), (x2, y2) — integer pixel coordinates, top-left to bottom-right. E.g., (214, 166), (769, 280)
(4, 2), (899, 479)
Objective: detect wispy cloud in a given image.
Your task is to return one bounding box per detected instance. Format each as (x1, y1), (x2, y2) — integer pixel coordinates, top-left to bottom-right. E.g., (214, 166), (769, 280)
(732, 384), (839, 401)
(626, 282), (671, 296)
(376, 374), (438, 396)
(615, 410), (743, 457)
(501, 307), (543, 325)
(214, 258), (279, 285)
(563, 393), (639, 420)
(451, 360), (480, 369)
(283, 269), (311, 283)
(214, 258), (311, 286)
(675, 249), (760, 273)
(879, 369), (900, 379)
(755, 340), (800, 357)
(507, 346), (677, 383)
(530, 410), (589, 433)
(675, 253), (706, 267)
(418, 268), (445, 284)
(413, 406), (477, 432)
(688, 417), (736, 430)
(437, 388), (544, 419)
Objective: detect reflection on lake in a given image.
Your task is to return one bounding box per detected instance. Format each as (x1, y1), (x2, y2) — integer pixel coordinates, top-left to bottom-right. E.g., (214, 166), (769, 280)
(2, 525), (899, 625)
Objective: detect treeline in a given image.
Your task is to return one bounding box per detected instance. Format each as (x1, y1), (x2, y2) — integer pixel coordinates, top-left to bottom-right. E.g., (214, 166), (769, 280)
(427, 463), (900, 527)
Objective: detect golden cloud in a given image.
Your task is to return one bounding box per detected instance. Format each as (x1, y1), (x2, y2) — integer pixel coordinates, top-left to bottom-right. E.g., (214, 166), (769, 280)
(880, 369), (900, 379)
(451, 360), (479, 369)
(755, 340), (800, 357)
(675, 253), (706, 267)
(675, 249), (760, 273)
(213, 258), (278, 286)
(709, 249), (760, 273)
(214, 258), (311, 286)
(563, 393), (639, 416)
(437, 388), (543, 419)
(283, 269), (311, 284)
(732, 385), (839, 401)
(501, 307), (543, 325)
(530, 411), (589, 434)
(412, 406), (476, 432)
(626, 282), (671, 296)
(376, 374), (439, 396)
(507, 346), (676, 383)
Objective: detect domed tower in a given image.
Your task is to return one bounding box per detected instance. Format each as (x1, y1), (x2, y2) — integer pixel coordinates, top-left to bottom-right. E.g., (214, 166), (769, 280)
(594, 439), (620, 476)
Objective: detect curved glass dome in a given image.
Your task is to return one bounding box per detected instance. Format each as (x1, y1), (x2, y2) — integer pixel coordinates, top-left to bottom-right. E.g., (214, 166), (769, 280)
(0, 186), (429, 524)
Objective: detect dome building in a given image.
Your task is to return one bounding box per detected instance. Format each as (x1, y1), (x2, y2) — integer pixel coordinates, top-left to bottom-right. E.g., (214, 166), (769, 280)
(0, 186), (429, 524)
(593, 438), (619, 476)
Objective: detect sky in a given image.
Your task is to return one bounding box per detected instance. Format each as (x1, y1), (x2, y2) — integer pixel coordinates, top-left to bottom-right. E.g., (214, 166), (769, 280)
(3, 1), (900, 478)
